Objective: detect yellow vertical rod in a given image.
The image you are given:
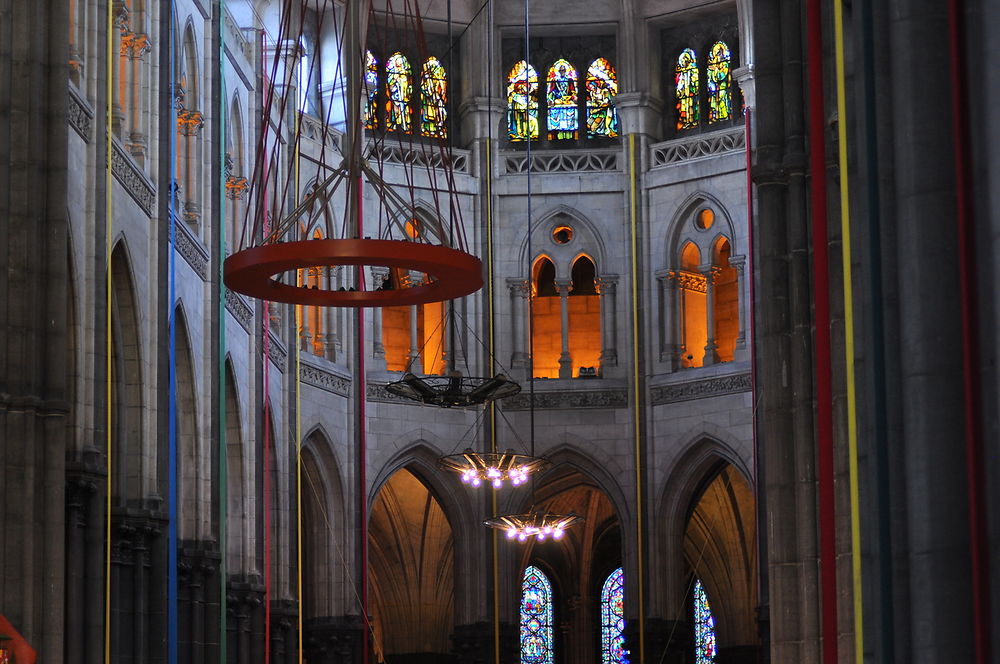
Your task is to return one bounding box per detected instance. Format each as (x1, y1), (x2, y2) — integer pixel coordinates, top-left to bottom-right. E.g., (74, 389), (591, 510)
(104, 0), (114, 660)
(627, 133), (644, 664)
(833, 0), (865, 660)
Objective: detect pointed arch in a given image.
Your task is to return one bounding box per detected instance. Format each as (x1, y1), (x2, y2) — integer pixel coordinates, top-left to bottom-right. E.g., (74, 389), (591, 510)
(110, 242), (144, 504)
(385, 52), (412, 132)
(507, 60), (539, 141)
(586, 58), (619, 138)
(707, 41), (732, 123)
(302, 427), (348, 618)
(521, 565), (555, 664)
(173, 303), (201, 539)
(224, 359), (246, 572)
(601, 567), (625, 664)
(675, 47), (700, 130)
(420, 56), (447, 138)
(546, 58), (579, 140)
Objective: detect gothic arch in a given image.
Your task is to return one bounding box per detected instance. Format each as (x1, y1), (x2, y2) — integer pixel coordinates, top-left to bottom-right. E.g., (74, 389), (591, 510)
(224, 359), (248, 573)
(302, 426), (349, 617)
(518, 205), (608, 280)
(110, 241), (144, 505)
(173, 303), (203, 540)
(664, 191), (738, 267)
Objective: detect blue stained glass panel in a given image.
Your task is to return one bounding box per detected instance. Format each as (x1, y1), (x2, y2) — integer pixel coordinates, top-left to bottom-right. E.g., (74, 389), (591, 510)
(508, 60), (539, 141)
(676, 48), (700, 130)
(601, 567), (626, 664)
(521, 566), (553, 664)
(694, 579), (717, 664)
(546, 58), (579, 140)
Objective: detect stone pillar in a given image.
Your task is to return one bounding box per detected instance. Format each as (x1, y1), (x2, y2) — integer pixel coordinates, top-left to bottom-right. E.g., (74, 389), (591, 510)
(657, 270), (681, 371)
(507, 279), (530, 371)
(596, 276), (619, 368)
(702, 265), (719, 366)
(730, 255), (748, 350)
(408, 304), (422, 374)
(555, 278), (573, 378)
(324, 269), (339, 362)
(369, 267), (388, 365)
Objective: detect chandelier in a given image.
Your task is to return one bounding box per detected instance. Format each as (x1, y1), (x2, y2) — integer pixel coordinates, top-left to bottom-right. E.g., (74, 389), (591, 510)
(438, 450), (549, 488)
(387, 372), (521, 408)
(483, 512), (584, 542)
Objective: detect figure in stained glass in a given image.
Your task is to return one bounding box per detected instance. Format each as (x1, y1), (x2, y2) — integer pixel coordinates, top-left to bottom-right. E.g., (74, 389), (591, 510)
(508, 60), (539, 141)
(546, 59), (579, 140)
(521, 566), (553, 664)
(386, 52), (412, 133)
(676, 48), (700, 130)
(586, 58), (619, 138)
(364, 50), (379, 129)
(694, 579), (717, 664)
(420, 57), (448, 138)
(707, 41), (732, 123)
(601, 568), (626, 664)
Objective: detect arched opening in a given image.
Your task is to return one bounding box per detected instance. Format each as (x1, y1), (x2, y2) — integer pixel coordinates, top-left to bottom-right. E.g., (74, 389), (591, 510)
(369, 468), (455, 664)
(110, 244), (143, 505)
(381, 269), (446, 375)
(531, 256), (560, 378)
(301, 431), (346, 623)
(683, 463), (757, 662)
(516, 466), (623, 664)
(174, 307), (200, 540)
(568, 255), (601, 377)
(224, 362), (245, 572)
(679, 242), (707, 368)
(712, 237), (738, 363)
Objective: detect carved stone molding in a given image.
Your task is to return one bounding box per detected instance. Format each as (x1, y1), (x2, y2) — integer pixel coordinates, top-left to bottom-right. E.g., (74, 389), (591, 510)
(299, 361), (350, 397)
(671, 269), (707, 293)
(120, 30), (152, 60)
(172, 221), (209, 279)
(650, 127), (745, 168)
(650, 372), (751, 405)
(224, 289), (253, 332)
(367, 141), (470, 174)
(177, 109), (205, 136)
(503, 149), (619, 174)
(366, 381), (417, 405)
(502, 388), (628, 411)
(112, 139), (156, 215)
(267, 334), (287, 371)
(68, 85), (93, 142)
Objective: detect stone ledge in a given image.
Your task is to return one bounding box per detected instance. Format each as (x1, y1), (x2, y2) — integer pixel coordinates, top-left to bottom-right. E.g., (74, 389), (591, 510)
(650, 371), (750, 405)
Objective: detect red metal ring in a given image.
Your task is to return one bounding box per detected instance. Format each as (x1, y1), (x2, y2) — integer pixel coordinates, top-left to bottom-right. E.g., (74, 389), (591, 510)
(224, 239), (483, 307)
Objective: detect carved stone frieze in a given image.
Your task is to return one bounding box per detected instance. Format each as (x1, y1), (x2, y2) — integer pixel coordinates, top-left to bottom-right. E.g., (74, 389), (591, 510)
(501, 388), (628, 411)
(172, 222), (209, 279)
(112, 140), (156, 215)
(650, 372), (751, 405)
(366, 141), (470, 174)
(366, 381), (416, 404)
(267, 334), (288, 371)
(650, 127), (745, 168)
(68, 85), (93, 142)
(299, 362), (350, 397)
(224, 289), (253, 332)
(504, 149), (619, 174)
(671, 269), (707, 293)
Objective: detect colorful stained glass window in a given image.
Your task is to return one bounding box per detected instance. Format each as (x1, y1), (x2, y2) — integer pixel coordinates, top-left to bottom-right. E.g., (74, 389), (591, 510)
(694, 579), (717, 664)
(521, 566), (553, 664)
(601, 568), (626, 664)
(707, 41), (732, 123)
(586, 58), (619, 138)
(507, 60), (539, 141)
(420, 57), (447, 138)
(546, 59), (579, 140)
(364, 50), (379, 129)
(675, 48), (700, 130)
(386, 52), (412, 133)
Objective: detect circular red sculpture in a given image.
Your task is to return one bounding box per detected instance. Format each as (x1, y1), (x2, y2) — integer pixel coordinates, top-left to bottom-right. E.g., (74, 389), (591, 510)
(224, 239), (483, 307)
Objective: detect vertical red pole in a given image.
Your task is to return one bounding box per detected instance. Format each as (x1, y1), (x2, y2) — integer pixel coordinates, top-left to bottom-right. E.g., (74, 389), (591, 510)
(949, 0), (992, 660)
(356, 177), (370, 664)
(805, 0), (839, 661)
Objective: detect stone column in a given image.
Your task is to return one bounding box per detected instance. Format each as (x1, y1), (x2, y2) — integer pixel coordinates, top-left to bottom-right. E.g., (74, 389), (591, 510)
(701, 265), (719, 366)
(730, 254), (748, 350)
(597, 275), (619, 368)
(657, 270), (681, 371)
(324, 268), (339, 362)
(408, 304), (422, 374)
(555, 278), (574, 378)
(507, 278), (529, 371)
(369, 267), (388, 364)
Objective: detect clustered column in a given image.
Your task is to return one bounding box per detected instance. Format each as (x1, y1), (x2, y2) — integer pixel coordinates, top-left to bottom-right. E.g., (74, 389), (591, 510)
(555, 278), (573, 378)
(596, 275), (618, 368)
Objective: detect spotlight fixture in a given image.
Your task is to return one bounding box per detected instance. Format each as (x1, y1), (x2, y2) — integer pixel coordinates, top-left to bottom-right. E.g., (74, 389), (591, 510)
(438, 449), (549, 488)
(386, 371), (521, 408)
(483, 512), (584, 542)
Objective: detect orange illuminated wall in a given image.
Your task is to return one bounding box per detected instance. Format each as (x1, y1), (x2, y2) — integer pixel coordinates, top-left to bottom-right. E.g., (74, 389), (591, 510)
(568, 256), (601, 376)
(680, 242), (707, 368)
(531, 257), (561, 378)
(382, 269), (446, 374)
(713, 238), (738, 362)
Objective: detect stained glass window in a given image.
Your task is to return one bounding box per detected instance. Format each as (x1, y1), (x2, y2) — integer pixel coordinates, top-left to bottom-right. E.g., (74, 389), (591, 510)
(507, 60), (539, 141)
(601, 568), (626, 664)
(521, 566), (553, 664)
(707, 41), (732, 123)
(386, 52), (412, 133)
(546, 59), (579, 140)
(420, 57), (448, 138)
(675, 48), (700, 130)
(694, 579), (717, 664)
(586, 58), (619, 138)
(364, 50), (379, 129)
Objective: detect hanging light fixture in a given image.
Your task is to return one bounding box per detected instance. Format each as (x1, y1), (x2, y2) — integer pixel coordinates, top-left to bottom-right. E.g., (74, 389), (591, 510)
(438, 449), (549, 488)
(483, 512), (584, 542)
(481, 0), (581, 542)
(387, 371), (521, 408)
